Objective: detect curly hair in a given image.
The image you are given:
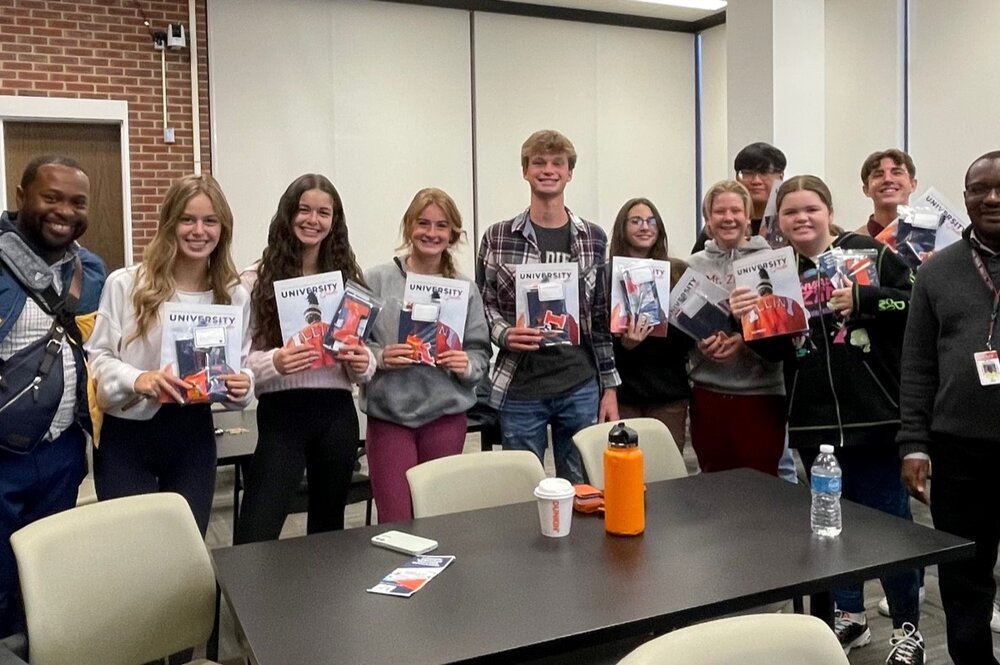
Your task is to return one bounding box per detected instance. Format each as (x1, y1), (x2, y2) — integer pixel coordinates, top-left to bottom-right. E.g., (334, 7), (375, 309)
(128, 174), (238, 344)
(250, 174), (365, 350)
(397, 187), (465, 278)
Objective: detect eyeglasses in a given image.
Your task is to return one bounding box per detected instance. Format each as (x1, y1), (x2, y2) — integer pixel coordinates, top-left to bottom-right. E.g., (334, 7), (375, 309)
(966, 183), (1000, 199)
(737, 169), (781, 181)
(626, 216), (658, 228)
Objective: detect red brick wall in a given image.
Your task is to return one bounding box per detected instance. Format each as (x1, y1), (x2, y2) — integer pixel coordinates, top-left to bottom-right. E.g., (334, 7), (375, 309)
(0, 0), (212, 261)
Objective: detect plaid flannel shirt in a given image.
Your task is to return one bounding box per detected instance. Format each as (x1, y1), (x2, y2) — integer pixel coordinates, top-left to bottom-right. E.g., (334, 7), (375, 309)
(476, 208), (620, 408)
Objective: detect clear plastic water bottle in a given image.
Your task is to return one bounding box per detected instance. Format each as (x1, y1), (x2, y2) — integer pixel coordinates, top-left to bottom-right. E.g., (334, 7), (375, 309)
(810, 444), (842, 537)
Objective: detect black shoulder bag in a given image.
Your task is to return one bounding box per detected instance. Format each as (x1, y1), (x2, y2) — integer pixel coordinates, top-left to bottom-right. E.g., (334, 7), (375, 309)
(0, 260), (83, 454)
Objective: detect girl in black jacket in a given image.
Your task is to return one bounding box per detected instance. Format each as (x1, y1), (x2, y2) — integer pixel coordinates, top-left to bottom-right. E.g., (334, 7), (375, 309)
(731, 175), (923, 662)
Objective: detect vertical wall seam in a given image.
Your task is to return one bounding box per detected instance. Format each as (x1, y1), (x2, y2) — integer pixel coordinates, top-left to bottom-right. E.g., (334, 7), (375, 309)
(470, 10), (480, 247)
(902, 0), (910, 152)
(694, 32), (704, 236)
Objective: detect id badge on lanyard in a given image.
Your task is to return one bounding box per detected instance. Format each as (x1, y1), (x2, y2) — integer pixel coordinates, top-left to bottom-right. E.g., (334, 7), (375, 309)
(971, 249), (1000, 386)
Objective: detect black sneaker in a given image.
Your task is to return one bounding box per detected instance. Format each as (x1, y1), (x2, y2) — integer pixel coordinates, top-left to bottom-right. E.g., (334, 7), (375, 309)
(834, 609), (871, 653)
(886, 622), (925, 665)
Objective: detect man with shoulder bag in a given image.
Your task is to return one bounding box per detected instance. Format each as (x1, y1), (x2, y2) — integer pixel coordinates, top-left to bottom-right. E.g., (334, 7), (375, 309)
(0, 155), (107, 638)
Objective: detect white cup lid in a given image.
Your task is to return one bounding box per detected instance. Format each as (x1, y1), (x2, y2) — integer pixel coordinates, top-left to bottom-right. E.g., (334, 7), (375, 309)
(534, 477), (574, 500)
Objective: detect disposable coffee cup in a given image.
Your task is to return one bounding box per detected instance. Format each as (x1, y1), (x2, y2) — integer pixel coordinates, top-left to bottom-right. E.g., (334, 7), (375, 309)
(533, 478), (575, 538)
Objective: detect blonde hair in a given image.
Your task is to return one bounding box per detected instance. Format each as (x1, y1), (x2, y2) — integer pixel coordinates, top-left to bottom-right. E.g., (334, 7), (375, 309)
(129, 174), (239, 343)
(701, 180), (753, 226)
(520, 130), (577, 170)
(398, 187), (464, 278)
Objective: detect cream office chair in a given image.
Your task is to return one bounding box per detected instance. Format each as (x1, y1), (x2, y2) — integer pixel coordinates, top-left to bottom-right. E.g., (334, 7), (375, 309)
(617, 614), (848, 665)
(572, 418), (687, 489)
(9, 493), (220, 665)
(406, 451), (546, 518)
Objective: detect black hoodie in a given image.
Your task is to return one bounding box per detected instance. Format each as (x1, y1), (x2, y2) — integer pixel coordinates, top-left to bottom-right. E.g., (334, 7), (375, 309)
(753, 233), (914, 449)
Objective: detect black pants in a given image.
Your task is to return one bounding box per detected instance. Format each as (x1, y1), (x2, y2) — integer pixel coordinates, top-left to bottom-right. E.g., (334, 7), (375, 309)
(94, 404), (216, 536)
(930, 435), (1000, 665)
(234, 389), (359, 543)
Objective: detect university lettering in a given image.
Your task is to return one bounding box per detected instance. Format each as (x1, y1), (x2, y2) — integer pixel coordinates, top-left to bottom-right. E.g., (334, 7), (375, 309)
(520, 271), (573, 281)
(167, 314), (238, 326)
(734, 257), (788, 277)
(278, 283), (340, 299)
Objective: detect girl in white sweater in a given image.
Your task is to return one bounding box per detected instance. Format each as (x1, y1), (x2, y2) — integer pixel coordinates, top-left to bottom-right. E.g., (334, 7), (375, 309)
(87, 174), (253, 535)
(235, 174), (373, 543)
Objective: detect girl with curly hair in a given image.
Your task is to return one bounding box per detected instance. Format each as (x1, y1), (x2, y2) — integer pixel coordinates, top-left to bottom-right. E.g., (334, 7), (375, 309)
(88, 174), (253, 535)
(235, 174), (373, 542)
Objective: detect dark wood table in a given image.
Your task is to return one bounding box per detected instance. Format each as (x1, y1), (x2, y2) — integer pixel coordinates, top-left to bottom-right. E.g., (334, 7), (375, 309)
(211, 468), (972, 665)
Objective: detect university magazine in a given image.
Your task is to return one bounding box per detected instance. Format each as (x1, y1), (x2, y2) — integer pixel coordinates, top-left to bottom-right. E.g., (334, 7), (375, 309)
(515, 263), (580, 346)
(609, 257), (670, 336)
(667, 267), (736, 341)
(397, 273), (468, 365)
(159, 302), (243, 403)
(273, 271), (344, 370)
(732, 246), (808, 340)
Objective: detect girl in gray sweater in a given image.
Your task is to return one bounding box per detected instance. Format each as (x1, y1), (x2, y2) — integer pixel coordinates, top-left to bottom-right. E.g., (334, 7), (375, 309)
(362, 188), (491, 522)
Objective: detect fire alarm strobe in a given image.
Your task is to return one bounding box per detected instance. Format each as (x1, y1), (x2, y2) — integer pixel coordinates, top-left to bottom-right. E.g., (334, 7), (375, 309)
(167, 24), (187, 50)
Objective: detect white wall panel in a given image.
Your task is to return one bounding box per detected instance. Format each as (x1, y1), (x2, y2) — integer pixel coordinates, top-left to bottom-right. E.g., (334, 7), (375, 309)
(473, 13), (697, 256)
(209, 0), (474, 274)
(909, 0), (1000, 207)
(824, 0), (903, 230)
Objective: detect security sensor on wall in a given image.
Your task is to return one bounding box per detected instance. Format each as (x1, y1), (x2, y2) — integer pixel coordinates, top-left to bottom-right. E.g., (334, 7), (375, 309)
(167, 24), (187, 50)
(152, 31), (167, 51)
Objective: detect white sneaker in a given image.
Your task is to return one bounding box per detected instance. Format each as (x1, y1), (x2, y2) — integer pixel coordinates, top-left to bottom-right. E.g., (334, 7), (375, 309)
(877, 586), (926, 617)
(991, 602), (1000, 633)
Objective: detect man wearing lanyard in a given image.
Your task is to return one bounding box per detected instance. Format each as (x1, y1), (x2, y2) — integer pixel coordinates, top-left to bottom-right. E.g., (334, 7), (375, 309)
(899, 151), (1000, 665)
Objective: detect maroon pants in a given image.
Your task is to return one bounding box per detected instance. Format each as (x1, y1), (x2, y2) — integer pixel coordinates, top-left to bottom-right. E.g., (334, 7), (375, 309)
(689, 386), (786, 476)
(366, 413), (468, 523)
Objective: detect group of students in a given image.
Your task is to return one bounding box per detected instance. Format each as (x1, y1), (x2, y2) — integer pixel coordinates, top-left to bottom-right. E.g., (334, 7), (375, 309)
(1, 133), (998, 665)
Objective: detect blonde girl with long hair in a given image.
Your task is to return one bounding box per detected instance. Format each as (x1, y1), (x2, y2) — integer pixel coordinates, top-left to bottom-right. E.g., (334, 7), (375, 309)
(87, 174), (253, 535)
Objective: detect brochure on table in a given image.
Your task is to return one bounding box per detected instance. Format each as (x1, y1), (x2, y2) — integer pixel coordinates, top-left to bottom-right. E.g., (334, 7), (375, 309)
(366, 555), (456, 598)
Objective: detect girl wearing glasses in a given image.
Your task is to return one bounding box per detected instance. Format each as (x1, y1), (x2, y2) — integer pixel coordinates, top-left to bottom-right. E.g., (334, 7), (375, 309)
(685, 180), (786, 475)
(608, 198), (691, 451)
(361, 188), (490, 522)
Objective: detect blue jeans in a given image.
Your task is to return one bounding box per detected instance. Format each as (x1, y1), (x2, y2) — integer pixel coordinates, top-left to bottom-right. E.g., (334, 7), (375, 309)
(803, 442), (921, 627)
(777, 432), (799, 484)
(0, 426), (86, 637)
(499, 378), (599, 484)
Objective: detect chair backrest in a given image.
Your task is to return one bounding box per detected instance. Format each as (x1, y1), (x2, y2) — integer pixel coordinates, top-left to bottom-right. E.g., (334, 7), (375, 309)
(572, 418), (687, 489)
(617, 614), (849, 665)
(10, 493), (216, 665)
(406, 451), (546, 518)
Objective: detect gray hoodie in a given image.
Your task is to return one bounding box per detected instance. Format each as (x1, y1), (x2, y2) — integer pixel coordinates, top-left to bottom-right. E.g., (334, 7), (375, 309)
(685, 236), (784, 396)
(361, 257), (491, 428)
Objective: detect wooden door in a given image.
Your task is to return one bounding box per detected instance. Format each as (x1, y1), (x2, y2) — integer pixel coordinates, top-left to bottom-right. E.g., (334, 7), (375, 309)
(3, 121), (125, 271)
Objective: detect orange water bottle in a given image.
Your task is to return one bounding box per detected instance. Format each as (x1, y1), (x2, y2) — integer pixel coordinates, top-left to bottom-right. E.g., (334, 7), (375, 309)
(604, 422), (644, 536)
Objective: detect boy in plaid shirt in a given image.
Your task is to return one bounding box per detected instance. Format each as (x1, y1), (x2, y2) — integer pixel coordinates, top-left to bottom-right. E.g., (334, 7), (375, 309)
(476, 130), (619, 483)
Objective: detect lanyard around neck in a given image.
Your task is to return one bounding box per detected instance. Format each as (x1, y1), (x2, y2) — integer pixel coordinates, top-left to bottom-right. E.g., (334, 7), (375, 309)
(971, 249), (1000, 350)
